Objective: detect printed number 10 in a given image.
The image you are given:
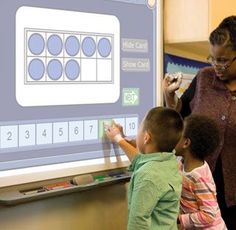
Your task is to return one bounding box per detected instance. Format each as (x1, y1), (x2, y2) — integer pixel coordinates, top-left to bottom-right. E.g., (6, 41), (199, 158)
(129, 122), (135, 130)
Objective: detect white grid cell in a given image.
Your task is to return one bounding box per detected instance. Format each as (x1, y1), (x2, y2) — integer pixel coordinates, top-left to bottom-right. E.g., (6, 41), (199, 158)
(27, 31), (46, 57)
(64, 58), (81, 82)
(125, 117), (138, 137)
(81, 35), (97, 58)
(69, 121), (83, 142)
(19, 124), (36, 147)
(97, 36), (112, 59)
(36, 123), (53, 145)
(84, 120), (98, 140)
(27, 57), (46, 82)
(0, 125), (18, 149)
(46, 57), (64, 82)
(53, 122), (69, 143)
(64, 34), (81, 58)
(80, 59), (96, 82)
(97, 59), (112, 82)
(46, 33), (64, 57)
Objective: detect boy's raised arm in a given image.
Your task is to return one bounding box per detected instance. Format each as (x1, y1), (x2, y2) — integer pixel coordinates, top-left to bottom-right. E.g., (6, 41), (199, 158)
(105, 123), (138, 161)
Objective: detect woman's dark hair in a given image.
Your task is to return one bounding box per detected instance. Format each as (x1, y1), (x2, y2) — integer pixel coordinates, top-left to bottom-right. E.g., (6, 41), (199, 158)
(143, 107), (183, 152)
(209, 16), (236, 51)
(184, 114), (220, 160)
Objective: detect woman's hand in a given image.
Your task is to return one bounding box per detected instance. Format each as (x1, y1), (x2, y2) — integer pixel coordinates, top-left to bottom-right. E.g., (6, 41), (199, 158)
(163, 72), (183, 96)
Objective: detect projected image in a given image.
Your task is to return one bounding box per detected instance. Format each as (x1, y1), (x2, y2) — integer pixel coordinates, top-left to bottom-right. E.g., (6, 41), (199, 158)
(0, 0), (159, 180)
(16, 6), (120, 106)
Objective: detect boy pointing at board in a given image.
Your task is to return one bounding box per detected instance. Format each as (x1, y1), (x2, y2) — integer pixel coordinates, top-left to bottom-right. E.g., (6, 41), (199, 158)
(106, 107), (183, 230)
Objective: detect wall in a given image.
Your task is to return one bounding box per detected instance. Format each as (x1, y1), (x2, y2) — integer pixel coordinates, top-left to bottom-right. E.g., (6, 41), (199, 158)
(209, 0), (236, 29)
(164, 0), (236, 62)
(164, 0), (209, 43)
(0, 183), (128, 230)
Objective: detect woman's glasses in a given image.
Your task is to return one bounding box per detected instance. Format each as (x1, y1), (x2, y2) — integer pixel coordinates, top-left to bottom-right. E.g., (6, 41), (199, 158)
(206, 55), (236, 71)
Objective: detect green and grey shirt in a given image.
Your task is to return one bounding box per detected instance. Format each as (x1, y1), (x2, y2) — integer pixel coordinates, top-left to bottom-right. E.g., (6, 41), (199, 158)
(128, 152), (182, 230)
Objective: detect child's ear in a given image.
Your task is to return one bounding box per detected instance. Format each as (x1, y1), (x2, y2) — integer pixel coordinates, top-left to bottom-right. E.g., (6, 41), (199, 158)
(183, 137), (191, 149)
(144, 131), (151, 144)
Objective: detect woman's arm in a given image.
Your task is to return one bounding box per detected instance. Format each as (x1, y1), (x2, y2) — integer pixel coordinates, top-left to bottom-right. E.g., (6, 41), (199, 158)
(163, 73), (197, 117)
(179, 76), (197, 118)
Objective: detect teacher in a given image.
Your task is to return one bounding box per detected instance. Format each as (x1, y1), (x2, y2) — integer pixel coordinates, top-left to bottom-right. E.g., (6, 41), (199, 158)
(163, 16), (236, 229)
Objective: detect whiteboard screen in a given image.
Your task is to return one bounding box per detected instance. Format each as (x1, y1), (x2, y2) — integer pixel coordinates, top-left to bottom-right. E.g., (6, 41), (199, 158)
(0, 0), (162, 186)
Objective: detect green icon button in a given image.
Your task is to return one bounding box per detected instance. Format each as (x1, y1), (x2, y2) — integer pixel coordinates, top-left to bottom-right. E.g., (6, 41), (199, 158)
(122, 88), (139, 106)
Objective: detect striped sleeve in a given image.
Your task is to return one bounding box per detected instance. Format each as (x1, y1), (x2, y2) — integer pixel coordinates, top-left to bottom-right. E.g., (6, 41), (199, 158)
(179, 175), (219, 229)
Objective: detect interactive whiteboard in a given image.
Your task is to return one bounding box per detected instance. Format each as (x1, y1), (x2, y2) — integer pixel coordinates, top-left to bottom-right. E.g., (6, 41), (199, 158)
(0, 0), (163, 187)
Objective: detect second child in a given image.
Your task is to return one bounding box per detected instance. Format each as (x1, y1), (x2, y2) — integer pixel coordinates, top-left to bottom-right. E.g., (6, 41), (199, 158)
(175, 114), (227, 230)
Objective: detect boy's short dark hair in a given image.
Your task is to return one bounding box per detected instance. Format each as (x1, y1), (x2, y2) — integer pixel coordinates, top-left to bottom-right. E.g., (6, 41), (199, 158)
(143, 107), (183, 152)
(184, 114), (220, 160)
